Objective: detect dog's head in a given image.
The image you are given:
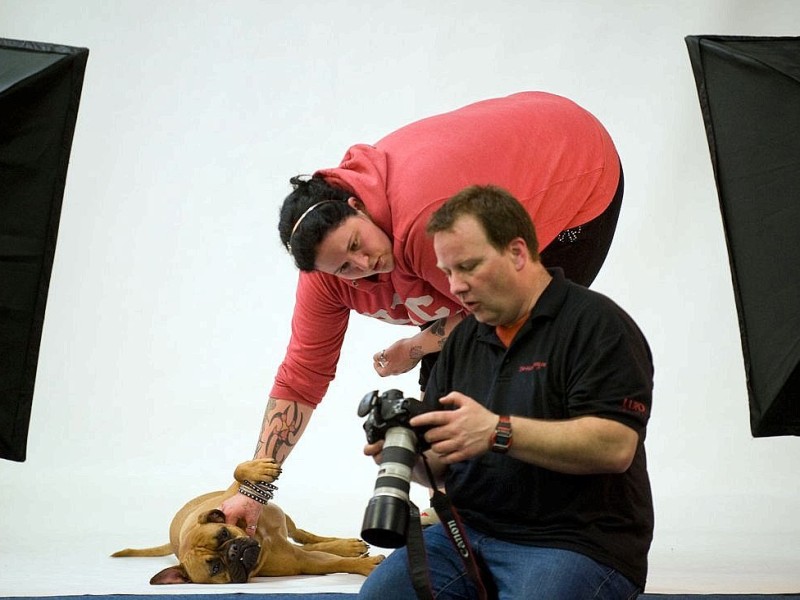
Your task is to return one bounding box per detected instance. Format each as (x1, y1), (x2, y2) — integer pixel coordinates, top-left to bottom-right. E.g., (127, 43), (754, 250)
(150, 509), (262, 584)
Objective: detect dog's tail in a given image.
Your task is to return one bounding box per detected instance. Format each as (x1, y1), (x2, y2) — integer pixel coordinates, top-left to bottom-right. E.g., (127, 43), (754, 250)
(111, 544), (173, 558)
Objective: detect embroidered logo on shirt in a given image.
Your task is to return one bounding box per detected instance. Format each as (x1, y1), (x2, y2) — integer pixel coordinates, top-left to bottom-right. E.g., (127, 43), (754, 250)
(622, 397), (647, 413)
(519, 361), (547, 372)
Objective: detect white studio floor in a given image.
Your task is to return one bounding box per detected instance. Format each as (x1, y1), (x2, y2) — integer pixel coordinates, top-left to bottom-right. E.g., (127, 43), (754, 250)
(1, 536), (369, 597)
(2, 523), (799, 597)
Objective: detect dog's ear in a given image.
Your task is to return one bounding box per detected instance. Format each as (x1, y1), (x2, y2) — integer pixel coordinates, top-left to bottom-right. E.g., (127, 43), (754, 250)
(198, 509), (226, 524)
(150, 564), (192, 585)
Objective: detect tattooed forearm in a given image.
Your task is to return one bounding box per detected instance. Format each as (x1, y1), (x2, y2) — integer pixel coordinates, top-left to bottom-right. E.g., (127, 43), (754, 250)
(254, 399), (305, 462)
(409, 345), (424, 361)
(430, 317), (449, 350)
(253, 398), (275, 458)
(430, 318), (447, 337)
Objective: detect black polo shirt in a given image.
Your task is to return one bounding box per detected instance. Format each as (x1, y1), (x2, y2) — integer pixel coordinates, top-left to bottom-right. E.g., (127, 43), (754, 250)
(425, 269), (654, 588)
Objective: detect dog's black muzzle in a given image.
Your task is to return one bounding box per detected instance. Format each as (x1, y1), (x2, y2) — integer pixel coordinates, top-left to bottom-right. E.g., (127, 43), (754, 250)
(224, 537), (261, 583)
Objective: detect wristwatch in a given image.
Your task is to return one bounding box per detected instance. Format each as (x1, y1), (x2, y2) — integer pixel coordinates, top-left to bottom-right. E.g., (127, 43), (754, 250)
(490, 415), (513, 454)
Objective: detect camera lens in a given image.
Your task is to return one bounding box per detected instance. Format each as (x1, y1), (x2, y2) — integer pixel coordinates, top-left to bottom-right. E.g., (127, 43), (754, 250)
(361, 426), (418, 548)
(361, 496), (409, 548)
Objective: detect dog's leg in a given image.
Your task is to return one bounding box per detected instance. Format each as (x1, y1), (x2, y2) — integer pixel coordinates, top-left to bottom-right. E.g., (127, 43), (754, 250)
(259, 545), (385, 578)
(111, 543), (173, 558)
(298, 539), (372, 556)
(285, 514), (371, 557)
(293, 550), (385, 577)
(285, 514), (338, 543)
(233, 458), (282, 484)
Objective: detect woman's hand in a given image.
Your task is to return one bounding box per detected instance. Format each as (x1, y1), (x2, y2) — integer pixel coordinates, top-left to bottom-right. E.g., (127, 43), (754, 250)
(373, 338), (423, 376)
(220, 493), (264, 537)
(372, 315), (464, 377)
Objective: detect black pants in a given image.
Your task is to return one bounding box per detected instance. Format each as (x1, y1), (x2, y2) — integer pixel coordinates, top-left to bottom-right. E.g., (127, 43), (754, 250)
(418, 165), (625, 391)
(539, 164), (624, 287)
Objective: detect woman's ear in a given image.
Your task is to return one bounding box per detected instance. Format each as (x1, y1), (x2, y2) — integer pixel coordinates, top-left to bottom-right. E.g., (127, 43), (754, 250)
(347, 197), (364, 211)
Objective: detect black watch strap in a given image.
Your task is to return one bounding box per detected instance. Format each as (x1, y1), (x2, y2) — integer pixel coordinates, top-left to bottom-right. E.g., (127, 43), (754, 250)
(490, 415), (513, 453)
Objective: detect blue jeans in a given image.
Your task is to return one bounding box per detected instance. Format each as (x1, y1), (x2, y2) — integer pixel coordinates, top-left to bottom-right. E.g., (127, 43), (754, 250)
(358, 523), (641, 600)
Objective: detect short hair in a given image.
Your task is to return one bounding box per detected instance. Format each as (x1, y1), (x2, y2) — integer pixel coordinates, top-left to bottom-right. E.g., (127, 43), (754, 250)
(278, 175), (356, 271)
(426, 185), (539, 259)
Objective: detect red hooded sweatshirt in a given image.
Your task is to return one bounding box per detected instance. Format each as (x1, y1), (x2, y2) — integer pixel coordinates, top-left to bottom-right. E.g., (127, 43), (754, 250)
(271, 91), (620, 406)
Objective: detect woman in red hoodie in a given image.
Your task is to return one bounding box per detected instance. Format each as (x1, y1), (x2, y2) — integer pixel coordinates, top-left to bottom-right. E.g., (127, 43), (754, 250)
(222, 91), (624, 531)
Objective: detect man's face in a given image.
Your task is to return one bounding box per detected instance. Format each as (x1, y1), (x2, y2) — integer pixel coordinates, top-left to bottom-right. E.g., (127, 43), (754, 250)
(314, 212), (395, 279)
(433, 214), (520, 326)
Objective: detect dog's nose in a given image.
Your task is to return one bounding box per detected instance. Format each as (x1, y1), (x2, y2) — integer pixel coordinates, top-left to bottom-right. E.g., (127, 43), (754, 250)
(227, 540), (246, 559)
(241, 543), (260, 567)
(226, 538), (260, 563)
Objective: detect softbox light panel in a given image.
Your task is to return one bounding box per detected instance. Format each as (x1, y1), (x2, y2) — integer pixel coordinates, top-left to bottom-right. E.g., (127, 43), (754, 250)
(1, 38), (89, 461)
(686, 35), (800, 437)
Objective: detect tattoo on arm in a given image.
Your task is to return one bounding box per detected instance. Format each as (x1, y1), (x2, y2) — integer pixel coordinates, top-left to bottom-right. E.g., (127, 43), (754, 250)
(254, 399), (305, 462)
(409, 345), (424, 361)
(430, 318), (448, 350)
(428, 317), (449, 351)
(430, 318), (446, 337)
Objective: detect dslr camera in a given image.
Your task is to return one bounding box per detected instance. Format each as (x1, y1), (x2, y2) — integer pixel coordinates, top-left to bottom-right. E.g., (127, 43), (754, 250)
(357, 389), (432, 548)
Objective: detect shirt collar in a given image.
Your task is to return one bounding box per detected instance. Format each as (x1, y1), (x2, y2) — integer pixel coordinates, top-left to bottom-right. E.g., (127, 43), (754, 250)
(475, 267), (568, 343)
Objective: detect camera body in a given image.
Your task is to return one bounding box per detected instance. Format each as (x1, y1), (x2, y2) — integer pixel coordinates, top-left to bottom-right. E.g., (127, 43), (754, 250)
(357, 389), (433, 548)
(358, 388), (432, 449)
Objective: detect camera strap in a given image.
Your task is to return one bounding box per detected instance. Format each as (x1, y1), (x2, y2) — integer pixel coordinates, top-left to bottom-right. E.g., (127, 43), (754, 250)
(408, 454), (490, 600)
(406, 499), (435, 600)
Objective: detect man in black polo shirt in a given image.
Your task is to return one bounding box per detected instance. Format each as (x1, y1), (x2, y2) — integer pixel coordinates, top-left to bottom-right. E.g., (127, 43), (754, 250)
(359, 185), (653, 600)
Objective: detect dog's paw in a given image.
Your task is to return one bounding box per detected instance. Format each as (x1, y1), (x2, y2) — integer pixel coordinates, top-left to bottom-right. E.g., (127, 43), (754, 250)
(333, 538), (370, 557)
(358, 553), (385, 576)
(234, 458), (282, 484)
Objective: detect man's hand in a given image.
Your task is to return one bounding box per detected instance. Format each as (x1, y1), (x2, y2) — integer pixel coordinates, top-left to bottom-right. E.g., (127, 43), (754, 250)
(364, 437), (446, 488)
(220, 493), (263, 537)
(363, 439), (385, 465)
(410, 391), (496, 463)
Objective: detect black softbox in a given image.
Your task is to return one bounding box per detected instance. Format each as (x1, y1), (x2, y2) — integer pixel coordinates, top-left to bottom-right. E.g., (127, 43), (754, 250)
(686, 35), (800, 437)
(1, 38), (89, 461)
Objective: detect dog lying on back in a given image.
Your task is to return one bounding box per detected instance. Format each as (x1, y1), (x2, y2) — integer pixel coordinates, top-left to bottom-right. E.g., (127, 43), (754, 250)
(112, 458), (383, 584)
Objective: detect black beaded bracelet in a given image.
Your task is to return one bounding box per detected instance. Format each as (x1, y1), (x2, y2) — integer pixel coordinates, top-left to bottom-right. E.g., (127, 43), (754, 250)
(239, 480), (278, 504)
(249, 480), (278, 493)
(238, 486), (270, 505)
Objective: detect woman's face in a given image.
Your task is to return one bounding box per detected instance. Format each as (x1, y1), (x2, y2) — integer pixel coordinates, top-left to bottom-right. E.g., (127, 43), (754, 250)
(314, 211), (395, 280)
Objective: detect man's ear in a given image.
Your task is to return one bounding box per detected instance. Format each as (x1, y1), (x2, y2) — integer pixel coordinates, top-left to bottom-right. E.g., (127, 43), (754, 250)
(150, 564), (192, 585)
(508, 238), (529, 269)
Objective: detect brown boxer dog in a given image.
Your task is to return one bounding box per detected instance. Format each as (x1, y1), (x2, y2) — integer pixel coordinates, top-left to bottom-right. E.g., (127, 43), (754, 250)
(111, 458), (383, 584)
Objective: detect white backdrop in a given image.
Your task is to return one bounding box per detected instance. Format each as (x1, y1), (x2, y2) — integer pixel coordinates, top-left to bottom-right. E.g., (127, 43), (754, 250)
(2, 0), (799, 594)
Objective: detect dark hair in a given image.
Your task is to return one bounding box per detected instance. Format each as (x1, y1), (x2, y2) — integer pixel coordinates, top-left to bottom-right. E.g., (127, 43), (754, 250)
(278, 175), (356, 271)
(426, 185), (539, 259)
